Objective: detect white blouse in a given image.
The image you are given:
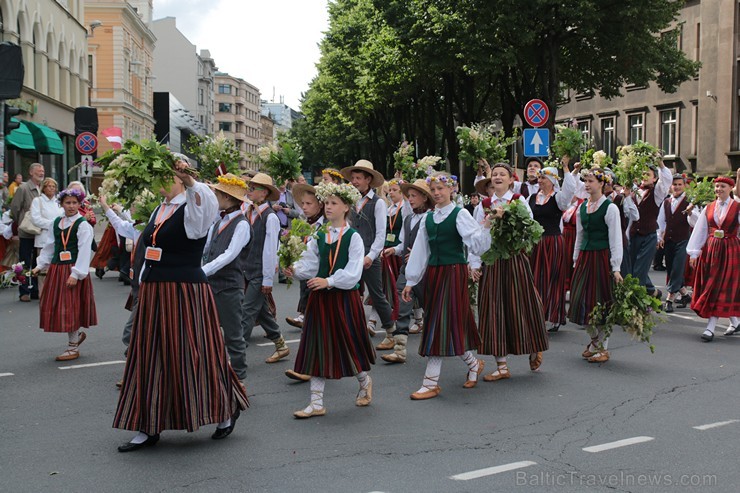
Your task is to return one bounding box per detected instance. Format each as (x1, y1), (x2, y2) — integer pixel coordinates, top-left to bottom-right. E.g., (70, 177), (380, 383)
(30, 194), (63, 248)
(36, 213), (94, 279)
(292, 227), (365, 290)
(686, 197), (740, 258)
(155, 181), (219, 241)
(573, 195), (624, 272)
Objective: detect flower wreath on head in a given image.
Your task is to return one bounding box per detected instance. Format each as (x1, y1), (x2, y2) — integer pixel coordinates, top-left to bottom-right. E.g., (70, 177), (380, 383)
(322, 168), (344, 182)
(538, 168), (560, 180)
(57, 188), (86, 204)
(314, 181), (362, 205)
(580, 167), (612, 185)
(425, 174), (458, 188)
(216, 175), (248, 189)
(388, 178), (406, 187)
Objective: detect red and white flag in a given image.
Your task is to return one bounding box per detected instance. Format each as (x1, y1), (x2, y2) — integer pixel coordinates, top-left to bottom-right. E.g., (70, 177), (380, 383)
(216, 162), (227, 176)
(101, 127), (123, 150)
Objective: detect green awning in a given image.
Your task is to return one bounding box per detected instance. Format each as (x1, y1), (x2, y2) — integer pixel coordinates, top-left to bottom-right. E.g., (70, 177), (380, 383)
(23, 121), (64, 155)
(4, 118), (36, 151)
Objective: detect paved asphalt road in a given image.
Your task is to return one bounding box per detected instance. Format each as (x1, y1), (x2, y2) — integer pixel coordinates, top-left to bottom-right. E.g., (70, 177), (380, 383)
(1, 270), (739, 493)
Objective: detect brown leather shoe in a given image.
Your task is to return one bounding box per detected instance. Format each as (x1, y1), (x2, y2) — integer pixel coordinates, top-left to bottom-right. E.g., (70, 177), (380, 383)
(582, 345), (596, 359)
(376, 337), (395, 350)
(483, 363), (510, 382)
(265, 337), (290, 364)
(285, 369), (311, 382)
(293, 407), (327, 419)
(463, 359), (485, 388)
(285, 316), (304, 329)
(19, 295), (31, 302)
(588, 351), (610, 363)
(410, 386), (441, 400)
(529, 352), (543, 371)
(55, 348), (80, 361)
(355, 376), (373, 406)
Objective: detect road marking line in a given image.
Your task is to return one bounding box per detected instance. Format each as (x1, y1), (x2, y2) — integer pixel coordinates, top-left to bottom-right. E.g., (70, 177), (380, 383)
(693, 420), (739, 431)
(256, 339), (300, 347)
(0, 373), (14, 377)
(666, 313), (700, 322)
(450, 461), (537, 481)
(583, 436), (654, 453)
(58, 360), (126, 370)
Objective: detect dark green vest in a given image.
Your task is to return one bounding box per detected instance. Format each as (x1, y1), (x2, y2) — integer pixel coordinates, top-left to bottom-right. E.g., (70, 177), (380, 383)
(52, 216), (86, 264)
(385, 204), (404, 248)
(317, 227), (360, 290)
(579, 199), (611, 251)
(427, 207), (467, 266)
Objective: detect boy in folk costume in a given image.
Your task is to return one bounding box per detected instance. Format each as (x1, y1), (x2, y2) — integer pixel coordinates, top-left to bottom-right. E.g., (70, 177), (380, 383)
(628, 161), (673, 298)
(285, 182), (375, 418)
(658, 173), (700, 313)
(33, 188), (97, 361)
(202, 174), (253, 381)
(514, 157), (543, 198)
(381, 179), (434, 363)
(403, 173), (488, 400)
(240, 173), (290, 363)
(568, 168), (624, 363)
(687, 175), (740, 341)
(340, 161), (396, 337)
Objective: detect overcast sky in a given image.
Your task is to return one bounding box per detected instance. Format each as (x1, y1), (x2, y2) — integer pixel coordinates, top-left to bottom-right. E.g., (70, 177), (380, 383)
(153, 0), (330, 110)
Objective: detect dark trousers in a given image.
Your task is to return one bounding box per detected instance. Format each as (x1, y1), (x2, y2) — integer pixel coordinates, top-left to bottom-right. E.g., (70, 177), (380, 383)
(18, 237), (38, 298)
(122, 298), (138, 348)
(394, 271), (424, 336)
(629, 233), (657, 291)
(664, 239), (688, 295)
(620, 239), (632, 276)
(241, 277), (281, 346)
(653, 245), (665, 268)
(362, 257), (393, 329)
(215, 287), (248, 379)
(297, 280), (309, 313)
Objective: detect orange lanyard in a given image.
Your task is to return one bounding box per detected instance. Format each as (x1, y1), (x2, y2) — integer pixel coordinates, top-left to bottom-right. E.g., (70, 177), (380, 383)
(248, 204), (264, 225)
(327, 226), (346, 275)
(151, 205), (177, 247)
(59, 217), (76, 250)
(388, 202), (402, 230)
(218, 214), (239, 235)
(357, 196), (370, 212)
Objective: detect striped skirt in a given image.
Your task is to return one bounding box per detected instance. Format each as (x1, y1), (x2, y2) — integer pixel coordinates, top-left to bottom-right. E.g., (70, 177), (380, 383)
(90, 225), (118, 269)
(478, 254), (548, 356)
(692, 237), (740, 318)
(419, 264), (479, 357)
(562, 224), (577, 292)
(39, 263), (97, 333)
(113, 282), (249, 435)
(294, 289), (375, 379)
(568, 249), (614, 326)
(530, 235), (567, 325)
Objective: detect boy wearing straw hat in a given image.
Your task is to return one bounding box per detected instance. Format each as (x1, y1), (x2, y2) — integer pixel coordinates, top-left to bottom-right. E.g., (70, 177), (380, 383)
(241, 173), (290, 364)
(202, 174), (253, 380)
(340, 160), (395, 336)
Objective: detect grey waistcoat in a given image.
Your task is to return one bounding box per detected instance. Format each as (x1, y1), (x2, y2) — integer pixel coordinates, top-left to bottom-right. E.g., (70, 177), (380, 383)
(205, 214), (250, 293)
(350, 193), (379, 255)
(243, 206), (277, 281)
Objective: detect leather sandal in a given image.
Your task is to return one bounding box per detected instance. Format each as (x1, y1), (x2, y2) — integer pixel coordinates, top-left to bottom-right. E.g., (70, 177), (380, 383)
(410, 374), (441, 400)
(463, 359), (485, 388)
(483, 362), (510, 382)
(355, 376), (373, 406)
(529, 352), (543, 371)
(588, 351), (610, 363)
(294, 390), (326, 419)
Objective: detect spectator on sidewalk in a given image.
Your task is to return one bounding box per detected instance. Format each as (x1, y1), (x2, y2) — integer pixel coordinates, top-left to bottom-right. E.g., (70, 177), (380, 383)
(10, 163), (45, 301)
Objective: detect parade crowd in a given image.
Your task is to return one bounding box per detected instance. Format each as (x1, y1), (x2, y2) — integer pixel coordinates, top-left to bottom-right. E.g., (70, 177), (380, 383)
(1, 154), (739, 453)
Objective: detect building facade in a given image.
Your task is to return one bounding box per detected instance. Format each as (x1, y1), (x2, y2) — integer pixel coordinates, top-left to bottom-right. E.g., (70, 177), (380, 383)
(0, 0), (89, 184)
(197, 49), (216, 135)
(153, 92), (201, 156)
(261, 99), (298, 136)
(556, 0), (739, 175)
(85, 0), (156, 154)
(215, 72), (260, 169)
(259, 112), (274, 147)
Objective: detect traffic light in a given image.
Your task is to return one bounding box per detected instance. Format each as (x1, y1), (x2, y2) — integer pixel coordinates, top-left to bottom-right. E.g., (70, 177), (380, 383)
(3, 103), (21, 133)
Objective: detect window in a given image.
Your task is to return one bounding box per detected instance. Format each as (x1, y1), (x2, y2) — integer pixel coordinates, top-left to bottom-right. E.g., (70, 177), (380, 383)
(577, 120), (590, 143)
(660, 109), (678, 157)
(219, 122), (232, 132)
(88, 54), (94, 88)
(601, 118), (615, 157)
(695, 23), (701, 62)
(218, 84), (231, 94)
(219, 102), (232, 113)
(628, 114), (644, 144)
(198, 88), (204, 105)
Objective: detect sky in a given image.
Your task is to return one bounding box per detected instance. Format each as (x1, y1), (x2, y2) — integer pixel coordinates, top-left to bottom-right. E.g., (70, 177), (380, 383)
(153, 0), (330, 110)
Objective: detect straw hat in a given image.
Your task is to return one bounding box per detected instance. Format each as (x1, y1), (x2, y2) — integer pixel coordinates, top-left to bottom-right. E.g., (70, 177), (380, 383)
(292, 183), (317, 204)
(208, 174), (250, 203)
(401, 179), (434, 204)
(249, 172), (280, 201)
(340, 159), (385, 188)
(474, 177), (493, 195)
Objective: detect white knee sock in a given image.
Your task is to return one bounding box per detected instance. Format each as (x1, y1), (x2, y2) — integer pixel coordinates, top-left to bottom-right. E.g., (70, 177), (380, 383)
(460, 351), (479, 378)
(356, 371), (370, 389)
(303, 377), (325, 412)
(129, 431), (151, 444)
(68, 330), (79, 346)
(413, 308), (423, 320)
(730, 317), (739, 328)
(705, 317), (718, 334)
(217, 417), (231, 429)
(417, 357), (442, 393)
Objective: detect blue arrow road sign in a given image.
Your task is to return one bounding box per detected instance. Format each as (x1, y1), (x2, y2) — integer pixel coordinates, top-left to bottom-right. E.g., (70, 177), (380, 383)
(523, 128), (550, 157)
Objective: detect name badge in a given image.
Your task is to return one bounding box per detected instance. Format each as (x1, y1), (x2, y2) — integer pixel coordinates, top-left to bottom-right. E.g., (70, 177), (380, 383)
(145, 246), (163, 261)
(386, 233), (396, 243)
(713, 230), (725, 239)
(59, 251), (72, 262)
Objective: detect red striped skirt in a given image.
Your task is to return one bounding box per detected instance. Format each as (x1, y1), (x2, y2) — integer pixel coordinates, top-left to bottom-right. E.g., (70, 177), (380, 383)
(530, 235), (567, 325)
(692, 237), (740, 318)
(39, 263), (97, 333)
(567, 249), (614, 326)
(683, 257), (695, 288)
(478, 254), (548, 356)
(562, 224), (577, 291)
(294, 289), (375, 379)
(419, 264), (479, 357)
(113, 282), (249, 435)
(90, 225), (118, 269)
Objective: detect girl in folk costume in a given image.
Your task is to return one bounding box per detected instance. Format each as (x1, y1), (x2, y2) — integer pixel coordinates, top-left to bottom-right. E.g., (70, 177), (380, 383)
(658, 173), (700, 313)
(33, 188), (97, 361)
(285, 182), (376, 418)
(374, 178), (411, 350)
(687, 175), (740, 341)
(568, 169), (624, 363)
(381, 179), (434, 363)
(528, 163), (577, 332)
(402, 173), (488, 400)
(285, 183), (326, 382)
(474, 163), (548, 381)
(113, 160), (248, 452)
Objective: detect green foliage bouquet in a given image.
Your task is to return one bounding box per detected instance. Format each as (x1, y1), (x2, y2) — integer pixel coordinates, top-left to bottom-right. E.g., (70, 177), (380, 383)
(685, 176), (715, 207)
(187, 131), (242, 183)
(580, 149), (613, 171)
(278, 219), (317, 287)
(588, 274), (662, 353)
(615, 141), (662, 186)
(457, 124), (518, 168)
(481, 200), (544, 264)
(256, 136), (303, 185)
(130, 189), (161, 230)
(552, 123), (588, 161)
(393, 140), (416, 178)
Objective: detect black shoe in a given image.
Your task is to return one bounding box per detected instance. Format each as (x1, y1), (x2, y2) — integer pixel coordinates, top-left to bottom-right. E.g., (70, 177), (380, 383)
(700, 331), (714, 342)
(676, 294), (692, 309)
(95, 268), (105, 280)
(664, 300), (674, 313)
(547, 324), (560, 333)
(117, 434), (159, 452)
(212, 409), (240, 440)
(651, 289), (663, 300)
(653, 265), (666, 271)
